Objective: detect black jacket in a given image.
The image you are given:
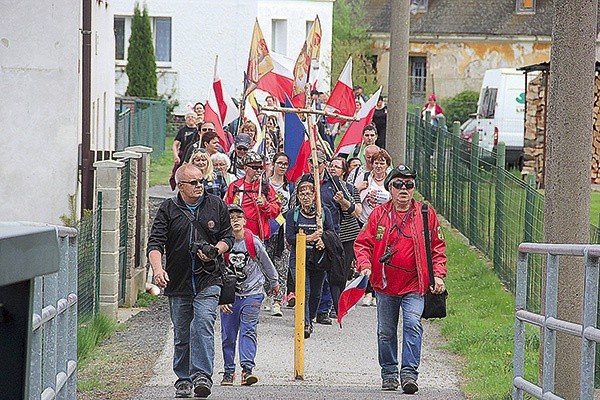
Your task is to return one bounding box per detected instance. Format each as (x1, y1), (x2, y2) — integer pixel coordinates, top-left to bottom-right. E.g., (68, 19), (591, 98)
(321, 230), (346, 285)
(147, 193), (234, 296)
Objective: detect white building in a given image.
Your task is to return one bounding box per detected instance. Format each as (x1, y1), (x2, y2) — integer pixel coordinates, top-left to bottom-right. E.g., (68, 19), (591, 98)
(112, 0), (334, 113)
(0, 1), (115, 224)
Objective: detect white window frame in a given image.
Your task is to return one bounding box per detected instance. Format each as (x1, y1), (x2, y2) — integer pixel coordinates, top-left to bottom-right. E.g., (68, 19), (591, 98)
(153, 17), (172, 65)
(271, 19), (287, 55)
(114, 15), (172, 67)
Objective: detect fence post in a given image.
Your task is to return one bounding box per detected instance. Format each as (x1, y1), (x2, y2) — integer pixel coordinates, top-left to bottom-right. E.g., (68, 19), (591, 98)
(523, 174), (536, 243)
(469, 130), (480, 242)
(450, 121), (461, 226)
(435, 116), (447, 213)
(93, 159), (125, 319)
(493, 142), (506, 273)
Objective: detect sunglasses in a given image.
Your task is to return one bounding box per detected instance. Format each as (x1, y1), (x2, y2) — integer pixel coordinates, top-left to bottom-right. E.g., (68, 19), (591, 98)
(236, 147), (249, 152)
(201, 128), (215, 132)
(180, 179), (205, 187)
(247, 165), (264, 171)
(391, 180), (415, 190)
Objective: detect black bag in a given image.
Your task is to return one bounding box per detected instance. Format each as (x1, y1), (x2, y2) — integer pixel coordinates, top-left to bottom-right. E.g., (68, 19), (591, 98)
(421, 203), (448, 319)
(219, 265), (237, 305)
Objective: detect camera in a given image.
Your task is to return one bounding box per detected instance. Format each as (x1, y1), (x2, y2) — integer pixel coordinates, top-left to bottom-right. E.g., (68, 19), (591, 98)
(190, 239), (219, 260)
(379, 248), (398, 264)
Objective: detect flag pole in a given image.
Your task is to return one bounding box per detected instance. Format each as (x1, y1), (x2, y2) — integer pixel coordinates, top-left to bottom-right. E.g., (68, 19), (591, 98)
(305, 84), (323, 231)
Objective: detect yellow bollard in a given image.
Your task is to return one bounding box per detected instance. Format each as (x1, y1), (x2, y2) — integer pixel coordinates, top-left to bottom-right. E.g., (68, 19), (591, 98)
(294, 229), (306, 380)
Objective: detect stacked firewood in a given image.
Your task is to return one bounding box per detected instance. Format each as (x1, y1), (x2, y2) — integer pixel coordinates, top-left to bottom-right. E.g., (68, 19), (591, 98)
(592, 75), (600, 183)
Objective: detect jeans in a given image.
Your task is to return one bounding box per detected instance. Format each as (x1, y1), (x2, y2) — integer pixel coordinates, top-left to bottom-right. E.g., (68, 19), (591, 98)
(375, 291), (424, 381)
(169, 285), (221, 385)
(317, 273), (333, 315)
(220, 293), (264, 374)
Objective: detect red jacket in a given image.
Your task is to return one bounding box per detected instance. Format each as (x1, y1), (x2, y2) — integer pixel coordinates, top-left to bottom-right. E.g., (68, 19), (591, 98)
(224, 178), (281, 240)
(354, 199), (447, 296)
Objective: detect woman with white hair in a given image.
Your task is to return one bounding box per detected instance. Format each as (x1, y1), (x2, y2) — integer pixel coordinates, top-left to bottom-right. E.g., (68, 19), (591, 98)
(211, 152), (237, 186)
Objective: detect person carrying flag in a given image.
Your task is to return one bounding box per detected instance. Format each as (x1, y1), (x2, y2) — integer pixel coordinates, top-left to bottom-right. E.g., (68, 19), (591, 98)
(354, 165), (447, 395)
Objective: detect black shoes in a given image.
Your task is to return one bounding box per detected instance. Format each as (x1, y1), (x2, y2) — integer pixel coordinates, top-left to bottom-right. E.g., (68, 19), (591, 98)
(316, 313), (332, 325)
(220, 372), (234, 386)
(304, 322), (313, 338)
(381, 377), (399, 391)
(401, 378), (419, 394)
(175, 380), (193, 398)
(192, 375), (212, 398)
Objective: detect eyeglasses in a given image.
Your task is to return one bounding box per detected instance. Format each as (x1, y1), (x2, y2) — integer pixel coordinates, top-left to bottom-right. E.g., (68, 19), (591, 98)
(275, 162), (289, 167)
(247, 165), (263, 171)
(298, 191), (314, 197)
(201, 128), (215, 132)
(229, 215), (245, 221)
(391, 180), (415, 190)
(180, 179), (205, 187)
(329, 165), (342, 169)
(236, 147), (248, 152)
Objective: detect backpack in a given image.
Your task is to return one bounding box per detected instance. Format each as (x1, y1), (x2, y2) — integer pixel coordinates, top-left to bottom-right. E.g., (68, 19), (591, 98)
(224, 228), (257, 263)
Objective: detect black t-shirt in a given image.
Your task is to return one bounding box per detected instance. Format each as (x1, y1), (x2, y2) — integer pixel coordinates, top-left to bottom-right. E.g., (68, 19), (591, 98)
(175, 125), (199, 156)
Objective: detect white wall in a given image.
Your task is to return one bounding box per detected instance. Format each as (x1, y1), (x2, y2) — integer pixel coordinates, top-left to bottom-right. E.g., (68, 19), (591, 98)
(113, 0), (333, 113)
(0, 1), (81, 224)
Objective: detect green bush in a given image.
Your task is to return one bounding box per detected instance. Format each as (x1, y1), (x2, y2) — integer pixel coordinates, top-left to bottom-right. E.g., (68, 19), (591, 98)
(440, 90), (479, 128)
(126, 3), (157, 98)
(77, 314), (118, 368)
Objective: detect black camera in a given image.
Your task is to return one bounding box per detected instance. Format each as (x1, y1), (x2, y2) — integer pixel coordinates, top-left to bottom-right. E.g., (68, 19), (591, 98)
(379, 248), (398, 264)
(190, 239), (219, 260)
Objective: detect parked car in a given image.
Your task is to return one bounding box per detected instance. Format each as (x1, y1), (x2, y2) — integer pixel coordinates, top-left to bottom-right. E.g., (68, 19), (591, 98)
(458, 114), (477, 160)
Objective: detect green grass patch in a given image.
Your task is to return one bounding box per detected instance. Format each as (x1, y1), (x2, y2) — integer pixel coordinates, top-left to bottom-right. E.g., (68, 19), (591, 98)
(439, 226), (539, 399)
(77, 314), (118, 369)
(134, 291), (161, 307)
(150, 136), (174, 187)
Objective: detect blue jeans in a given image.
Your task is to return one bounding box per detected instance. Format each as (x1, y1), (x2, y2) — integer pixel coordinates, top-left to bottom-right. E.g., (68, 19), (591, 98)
(317, 273), (333, 315)
(169, 285), (221, 385)
(375, 291), (424, 381)
(220, 293), (264, 374)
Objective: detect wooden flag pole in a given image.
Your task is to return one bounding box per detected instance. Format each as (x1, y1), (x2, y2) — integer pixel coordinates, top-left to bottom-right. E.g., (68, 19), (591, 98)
(305, 85), (323, 231)
(261, 105), (359, 122)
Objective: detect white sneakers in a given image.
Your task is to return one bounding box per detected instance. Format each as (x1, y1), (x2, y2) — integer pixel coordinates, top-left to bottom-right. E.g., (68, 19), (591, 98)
(271, 302), (283, 317)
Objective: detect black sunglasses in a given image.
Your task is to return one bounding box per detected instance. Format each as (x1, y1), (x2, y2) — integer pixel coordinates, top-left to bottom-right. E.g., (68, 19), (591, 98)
(201, 127), (215, 132)
(180, 179), (205, 187)
(391, 180), (415, 190)
(247, 165), (264, 171)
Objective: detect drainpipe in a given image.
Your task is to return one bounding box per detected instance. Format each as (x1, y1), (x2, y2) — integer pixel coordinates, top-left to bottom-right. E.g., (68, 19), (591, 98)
(81, 0), (93, 214)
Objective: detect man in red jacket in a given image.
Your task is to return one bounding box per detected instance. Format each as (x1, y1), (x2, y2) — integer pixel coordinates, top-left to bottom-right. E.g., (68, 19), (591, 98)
(225, 151), (281, 241)
(354, 164), (447, 395)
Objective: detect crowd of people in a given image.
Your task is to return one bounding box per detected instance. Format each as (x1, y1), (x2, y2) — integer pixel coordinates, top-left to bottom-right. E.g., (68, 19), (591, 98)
(147, 90), (447, 398)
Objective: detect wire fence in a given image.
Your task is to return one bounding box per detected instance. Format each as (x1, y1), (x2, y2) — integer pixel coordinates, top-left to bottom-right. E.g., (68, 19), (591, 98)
(76, 193), (102, 318)
(115, 97), (167, 158)
(406, 110), (600, 383)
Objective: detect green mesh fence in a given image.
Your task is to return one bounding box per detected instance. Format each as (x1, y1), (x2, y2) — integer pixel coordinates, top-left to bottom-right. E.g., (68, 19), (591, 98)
(116, 97), (167, 158)
(406, 110), (600, 384)
(77, 193), (102, 317)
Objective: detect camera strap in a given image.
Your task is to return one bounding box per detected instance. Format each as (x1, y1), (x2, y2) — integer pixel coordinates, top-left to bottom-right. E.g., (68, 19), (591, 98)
(421, 203), (435, 288)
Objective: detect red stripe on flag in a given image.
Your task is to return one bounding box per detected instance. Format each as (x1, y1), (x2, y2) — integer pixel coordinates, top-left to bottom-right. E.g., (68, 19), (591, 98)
(204, 103), (230, 152)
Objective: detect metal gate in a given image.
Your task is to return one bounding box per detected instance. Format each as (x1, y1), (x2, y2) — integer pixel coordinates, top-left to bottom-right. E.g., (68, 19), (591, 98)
(513, 243), (600, 399)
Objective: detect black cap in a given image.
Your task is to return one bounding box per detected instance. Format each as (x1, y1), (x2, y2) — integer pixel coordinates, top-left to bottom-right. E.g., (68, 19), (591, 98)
(384, 165), (417, 191)
(227, 204), (245, 214)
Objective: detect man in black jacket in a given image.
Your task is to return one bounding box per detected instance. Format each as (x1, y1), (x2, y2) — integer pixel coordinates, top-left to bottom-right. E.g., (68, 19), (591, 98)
(148, 163), (234, 398)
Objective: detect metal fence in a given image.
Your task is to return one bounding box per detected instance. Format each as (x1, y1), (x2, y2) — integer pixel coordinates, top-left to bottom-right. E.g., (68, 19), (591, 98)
(31, 226), (78, 400)
(115, 97), (167, 158)
(405, 110), (600, 382)
(77, 193), (102, 317)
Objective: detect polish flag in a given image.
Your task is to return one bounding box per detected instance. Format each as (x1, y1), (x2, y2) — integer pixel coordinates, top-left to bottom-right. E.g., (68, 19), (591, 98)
(205, 57), (239, 151)
(325, 57), (356, 124)
(335, 86), (382, 156)
(256, 52), (294, 105)
(337, 275), (369, 327)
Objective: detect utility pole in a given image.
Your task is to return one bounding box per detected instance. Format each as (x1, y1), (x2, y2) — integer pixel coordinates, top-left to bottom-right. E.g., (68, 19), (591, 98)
(386, 0), (411, 164)
(543, 0), (597, 397)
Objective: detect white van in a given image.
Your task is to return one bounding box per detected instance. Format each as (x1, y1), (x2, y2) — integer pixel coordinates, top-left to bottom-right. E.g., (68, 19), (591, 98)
(476, 68), (531, 167)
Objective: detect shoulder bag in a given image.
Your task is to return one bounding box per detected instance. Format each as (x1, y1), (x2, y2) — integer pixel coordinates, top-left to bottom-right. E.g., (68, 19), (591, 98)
(421, 203), (448, 319)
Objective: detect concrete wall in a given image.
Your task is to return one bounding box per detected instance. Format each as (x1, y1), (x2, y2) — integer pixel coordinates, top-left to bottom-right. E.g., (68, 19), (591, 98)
(112, 0), (333, 113)
(0, 1), (81, 224)
(373, 35), (552, 100)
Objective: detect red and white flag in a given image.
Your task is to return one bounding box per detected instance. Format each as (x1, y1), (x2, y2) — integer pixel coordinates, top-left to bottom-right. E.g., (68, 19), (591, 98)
(337, 275), (369, 327)
(335, 86), (382, 156)
(256, 52), (294, 104)
(205, 57), (238, 152)
(324, 57), (355, 124)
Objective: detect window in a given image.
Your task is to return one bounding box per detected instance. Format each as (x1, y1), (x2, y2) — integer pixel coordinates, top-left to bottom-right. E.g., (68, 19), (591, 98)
(409, 56), (427, 103)
(516, 0), (535, 14)
(154, 17), (171, 62)
(271, 19), (287, 55)
(480, 88), (498, 119)
(114, 17), (125, 60)
(410, 0), (428, 14)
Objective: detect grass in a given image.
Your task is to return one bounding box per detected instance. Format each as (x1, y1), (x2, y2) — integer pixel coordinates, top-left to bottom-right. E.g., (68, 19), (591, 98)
(149, 136), (174, 187)
(77, 314), (119, 369)
(134, 291), (161, 307)
(439, 226), (540, 399)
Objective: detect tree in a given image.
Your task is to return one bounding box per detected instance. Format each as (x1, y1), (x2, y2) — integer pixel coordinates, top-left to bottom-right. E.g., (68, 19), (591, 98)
(126, 3), (157, 98)
(331, 0), (378, 95)
(440, 90), (479, 127)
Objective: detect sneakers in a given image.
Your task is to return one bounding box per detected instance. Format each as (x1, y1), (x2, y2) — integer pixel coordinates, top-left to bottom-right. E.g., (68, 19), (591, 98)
(271, 302), (283, 317)
(362, 293), (373, 306)
(220, 372), (234, 386)
(286, 292), (296, 308)
(192, 375), (212, 398)
(304, 322), (313, 339)
(401, 378), (419, 394)
(174, 380), (193, 398)
(241, 370), (258, 386)
(371, 296), (377, 307)
(329, 309), (338, 319)
(316, 313), (332, 325)
(262, 297), (272, 311)
(381, 377), (399, 391)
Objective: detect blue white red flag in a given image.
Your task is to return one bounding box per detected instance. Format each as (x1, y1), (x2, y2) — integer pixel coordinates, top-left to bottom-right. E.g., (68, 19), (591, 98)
(284, 96), (310, 182)
(337, 275), (369, 327)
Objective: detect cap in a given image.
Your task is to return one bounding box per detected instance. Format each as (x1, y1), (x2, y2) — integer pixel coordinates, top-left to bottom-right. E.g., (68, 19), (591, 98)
(235, 133), (252, 149)
(296, 174), (315, 190)
(384, 165), (417, 191)
(227, 204), (245, 214)
(308, 150), (327, 164)
(242, 151), (264, 166)
(428, 94), (437, 102)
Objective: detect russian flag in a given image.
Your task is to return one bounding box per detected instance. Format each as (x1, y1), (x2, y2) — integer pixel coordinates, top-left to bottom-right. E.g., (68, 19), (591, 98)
(325, 57), (356, 125)
(335, 86), (382, 156)
(284, 96), (310, 182)
(337, 275), (369, 327)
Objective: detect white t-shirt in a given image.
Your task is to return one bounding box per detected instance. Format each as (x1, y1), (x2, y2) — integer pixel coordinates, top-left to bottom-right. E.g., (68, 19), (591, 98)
(358, 176), (390, 224)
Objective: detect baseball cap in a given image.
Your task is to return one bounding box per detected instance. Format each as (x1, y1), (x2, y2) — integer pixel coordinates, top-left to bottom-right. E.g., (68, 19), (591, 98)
(235, 133), (252, 149)
(227, 204), (244, 214)
(242, 151), (264, 166)
(384, 165), (417, 191)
